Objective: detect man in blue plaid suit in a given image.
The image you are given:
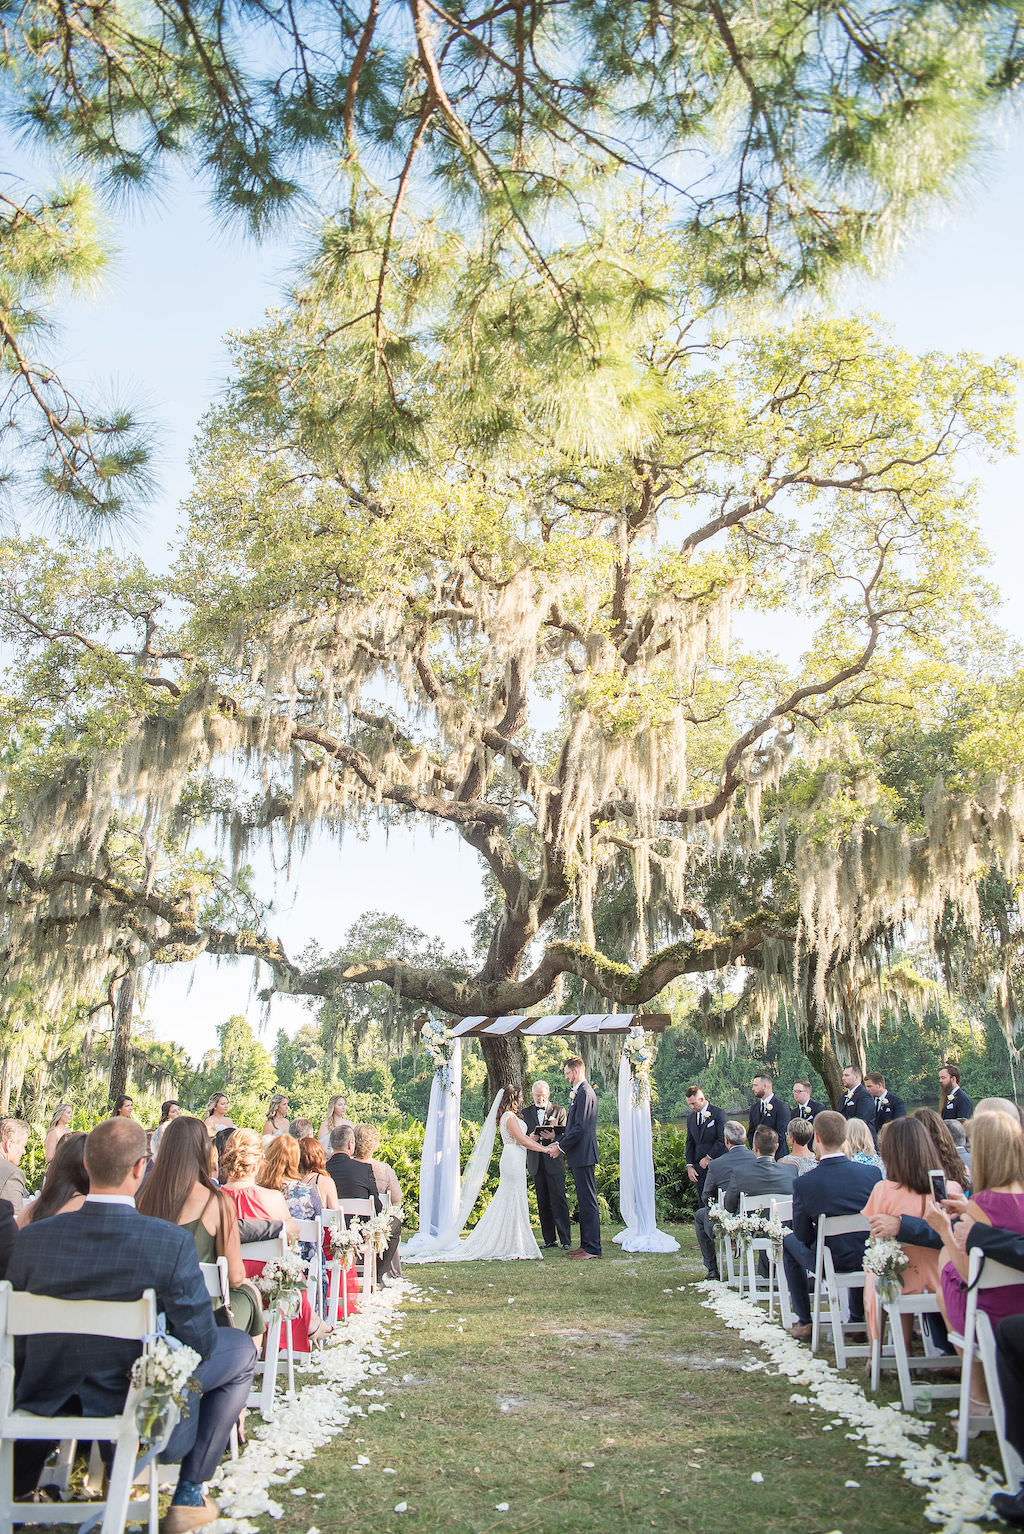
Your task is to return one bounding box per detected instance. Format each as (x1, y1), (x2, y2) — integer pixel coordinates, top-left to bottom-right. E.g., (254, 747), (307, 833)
(7, 1118), (256, 1533)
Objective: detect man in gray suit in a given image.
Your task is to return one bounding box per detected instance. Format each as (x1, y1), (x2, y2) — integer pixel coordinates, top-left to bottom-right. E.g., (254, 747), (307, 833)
(723, 1126), (797, 1212)
(0, 1118), (29, 1214)
(692, 1120), (756, 1280)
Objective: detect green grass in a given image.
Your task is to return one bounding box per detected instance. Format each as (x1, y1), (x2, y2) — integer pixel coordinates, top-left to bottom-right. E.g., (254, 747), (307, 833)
(262, 1226), (965, 1534)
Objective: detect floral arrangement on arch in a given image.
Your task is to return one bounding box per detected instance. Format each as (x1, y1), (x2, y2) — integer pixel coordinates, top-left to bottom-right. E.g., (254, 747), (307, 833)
(129, 1335), (201, 1444)
(622, 1023), (655, 1102)
(421, 1014), (457, 1074)
(863, 1237), (909, 1305)
(253, 1246), (308, 1316)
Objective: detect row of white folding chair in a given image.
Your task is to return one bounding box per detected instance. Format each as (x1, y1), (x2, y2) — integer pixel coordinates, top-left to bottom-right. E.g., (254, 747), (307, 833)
(323, 1203), (376, 1324)
(292, 1218), (324, 1322)
(0, 1281), (167, 1534)
(711, 1193), (738, 1290)
(197, 1261), (239, 1463)
(948, 1247), (1024, 1485)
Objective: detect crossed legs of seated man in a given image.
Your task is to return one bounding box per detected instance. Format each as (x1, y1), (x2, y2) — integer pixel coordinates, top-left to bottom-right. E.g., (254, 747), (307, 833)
(782, 1234), (865, 1338)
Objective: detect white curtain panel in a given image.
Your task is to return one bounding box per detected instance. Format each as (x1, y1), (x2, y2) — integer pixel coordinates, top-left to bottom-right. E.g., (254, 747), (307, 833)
(613, 1054), (679, 1254)
(404, 1039), (463, 1252)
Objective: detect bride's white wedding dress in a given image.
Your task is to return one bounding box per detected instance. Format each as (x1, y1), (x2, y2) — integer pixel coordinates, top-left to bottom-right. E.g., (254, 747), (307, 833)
(405, 1112), (542, 1263)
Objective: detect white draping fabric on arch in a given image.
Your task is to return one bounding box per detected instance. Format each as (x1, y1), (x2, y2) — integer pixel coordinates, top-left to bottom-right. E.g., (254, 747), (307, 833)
(403, 1040), (463, 1253)
(613, 1054), (679, 1254)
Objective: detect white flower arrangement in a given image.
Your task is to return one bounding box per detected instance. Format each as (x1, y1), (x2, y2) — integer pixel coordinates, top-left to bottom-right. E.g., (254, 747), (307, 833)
(129, 1335), (201, 1444)
(328, 1222), (363, 1270)
(421, 1014), (456, 1074)
(254, 1246), (309, 1315)
(622, 1023), (655, 1102)
(362, 1200), (399, 1257)
(863, 1237), (910, 1306)
(706, 1205), (743, 1239)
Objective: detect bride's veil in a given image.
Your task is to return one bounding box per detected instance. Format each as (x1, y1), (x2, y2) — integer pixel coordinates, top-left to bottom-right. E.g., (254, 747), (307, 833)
(431, 1087), (504, 1250)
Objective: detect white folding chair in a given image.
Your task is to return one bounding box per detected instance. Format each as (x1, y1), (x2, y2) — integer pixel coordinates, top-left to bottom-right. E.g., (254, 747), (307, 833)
(949, 1247), (1024, 1479)
(239, 1236), (293, 1415)
(869, 1289), (960, 1410)
(709, 1193), (738, 1290)
(325, 1201), (375, 1323)
(196, 1261), (239, 1462)
(292, 1218), (324, 1323)
(811, 1214), (870, 1367)
(738, 1194), (792, 1318)
(0, 1281), (168, 1534)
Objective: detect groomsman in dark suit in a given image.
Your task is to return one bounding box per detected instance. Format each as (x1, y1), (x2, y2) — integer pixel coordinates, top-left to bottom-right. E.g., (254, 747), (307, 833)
(939, 1062), (974, 1122)
(748, 1074), (790, 1160)
(839, 1066), (877, 1135)
(791, 1080), (826, 1123)
(684, 1086), (726, 1204)
(524, 1079), (571, 1249)
(865, 1072), (906, 1133)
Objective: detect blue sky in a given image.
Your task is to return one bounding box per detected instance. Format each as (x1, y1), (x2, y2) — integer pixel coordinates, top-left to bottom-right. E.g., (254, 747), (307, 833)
(20, 139), (1024, 1062)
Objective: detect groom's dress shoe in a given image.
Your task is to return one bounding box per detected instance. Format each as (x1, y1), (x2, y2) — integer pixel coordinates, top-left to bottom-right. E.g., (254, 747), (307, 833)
(568, 1250), (600, 1259)
(992, 1486), (1024, 1527)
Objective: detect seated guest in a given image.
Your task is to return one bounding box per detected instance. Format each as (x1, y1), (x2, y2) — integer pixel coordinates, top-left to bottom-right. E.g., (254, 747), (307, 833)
(792, 1080), (826, 1123)
(288, 1118), (315, 1142)
(780, 1117), (817, 1175)
(862, 1118), (947, 1342)
(748, 1075), (790, 1160)
(6, 1118), (256, 1532)
(865, 1073), (906, 1132)
(684, 1086), (727, 1203)
(913, 1106), (969, 1194)
(946, 1118), (970, 1175)
(839, 1066), (876, 1136)
(44, 1103), (73, 1164)
(845, 1117), (884, 1172)
(221, 1129), (328, 1348)
(259, 1133), (323, 1223)
(353, 1123), (404, 1278)
(297, 1137), (339, 1211)
(974, 1096), (1023, 1129)
(151, 1100), (182, 1157)
(136, 1116), (264, 1339)
(0, 1199), (15, 1279)
(326, 1123), (399, 1284)
(723, 1127), (796, 1213)
(18, 1131), (87, 1227)
(925, 1110), (1024, 1413)
(692, 1121), (756, 1281)
(782, 1110), (882, 1340)
(0, 1118), (29, 1213)
(939, 1061), (973, 1122)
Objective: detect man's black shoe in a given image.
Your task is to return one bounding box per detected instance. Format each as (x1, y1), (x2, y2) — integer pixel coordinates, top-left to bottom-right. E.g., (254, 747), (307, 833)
(992, 1487), (1024, 1527)
(542, 1242), (558, 1249)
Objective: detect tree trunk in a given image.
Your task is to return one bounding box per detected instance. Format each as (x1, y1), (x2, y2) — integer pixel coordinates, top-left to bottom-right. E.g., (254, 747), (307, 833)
(109, 971), (135, 1105)
(0, 1050), (12, 1117)
(479, 1033), (527, 1106)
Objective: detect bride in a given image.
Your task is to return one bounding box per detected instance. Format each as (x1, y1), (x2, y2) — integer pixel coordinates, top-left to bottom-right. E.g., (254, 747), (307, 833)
(405, 1086), (546, 1262)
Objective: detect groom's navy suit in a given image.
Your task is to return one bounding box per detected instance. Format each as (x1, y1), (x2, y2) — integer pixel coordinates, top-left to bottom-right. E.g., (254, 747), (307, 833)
(559, 1081), (601, 1255)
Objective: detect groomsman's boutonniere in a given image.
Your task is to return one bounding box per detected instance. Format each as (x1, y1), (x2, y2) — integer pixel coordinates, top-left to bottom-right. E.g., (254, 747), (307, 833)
(569, 1084), (579, 1104)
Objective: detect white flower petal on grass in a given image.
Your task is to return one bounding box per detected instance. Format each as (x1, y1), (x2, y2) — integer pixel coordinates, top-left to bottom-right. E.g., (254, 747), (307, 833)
(750, 1472), (764, 1484)
(581, 1462), (595, 1469)
(383, 1468), (396, 1474)
(495, 1503), (510, 1511)
(845, 1481), (860, 1488)
(357, 1455), (370, 1465)
(394, 1503), (408, 1514)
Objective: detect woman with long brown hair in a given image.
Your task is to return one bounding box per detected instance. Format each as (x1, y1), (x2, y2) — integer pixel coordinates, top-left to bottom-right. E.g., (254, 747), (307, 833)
(136, 1116), (263, 1338)
(862, 1117), (946, 1342)
(19, 1132), (88, 1227)
(911, 1107), (969, 1194)
(297, 1137), (338, 1211)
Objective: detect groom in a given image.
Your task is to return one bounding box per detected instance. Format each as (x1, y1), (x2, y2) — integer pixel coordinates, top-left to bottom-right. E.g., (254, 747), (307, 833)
(549, 1057), (601, 1259)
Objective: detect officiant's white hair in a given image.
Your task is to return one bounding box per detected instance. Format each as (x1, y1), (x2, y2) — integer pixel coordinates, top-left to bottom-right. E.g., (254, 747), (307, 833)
(532, 1080), (549, 1094)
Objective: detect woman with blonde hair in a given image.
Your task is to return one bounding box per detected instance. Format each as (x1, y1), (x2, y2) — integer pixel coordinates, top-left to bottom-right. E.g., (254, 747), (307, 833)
(317, 1095), (348, 1150)
(44, 1104), (73, 1165)
(353, 1123), (403, 1278)
(261, 1093), (290, 1144)
(205, 1092), (234, 1139)
(844, 1117), (883, 1171)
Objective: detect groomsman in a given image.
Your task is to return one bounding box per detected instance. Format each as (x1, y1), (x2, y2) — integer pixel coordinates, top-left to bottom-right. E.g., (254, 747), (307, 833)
(839, 1066), (876, 1134)
(865, 1072), (906, 1132)
(939, 1062), (974, 1122)
(524, 1080), (571, 1250)
(748, 1075), (790, 1161)
(684, 1087), (727, 1203)
(791, 1081), (826, 1123)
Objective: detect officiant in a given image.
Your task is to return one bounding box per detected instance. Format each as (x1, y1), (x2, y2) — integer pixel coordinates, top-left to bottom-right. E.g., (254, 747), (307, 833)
(524, 1080), (572, 1250)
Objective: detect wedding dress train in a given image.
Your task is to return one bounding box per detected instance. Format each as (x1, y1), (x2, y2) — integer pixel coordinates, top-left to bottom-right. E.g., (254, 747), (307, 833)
(404, 1112), (542, 1263)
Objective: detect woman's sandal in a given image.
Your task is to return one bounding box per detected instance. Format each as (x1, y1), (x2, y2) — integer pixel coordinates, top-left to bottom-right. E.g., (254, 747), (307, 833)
(308, 1317), (334, 1345)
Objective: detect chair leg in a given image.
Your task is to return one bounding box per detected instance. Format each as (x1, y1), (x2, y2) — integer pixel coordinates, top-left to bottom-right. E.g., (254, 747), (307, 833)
(892, 1309), (915, 1411)
(0, 1434), (15, 1532)
(100, 1435), (139, 1534)
(956, 1328), (975, 1461)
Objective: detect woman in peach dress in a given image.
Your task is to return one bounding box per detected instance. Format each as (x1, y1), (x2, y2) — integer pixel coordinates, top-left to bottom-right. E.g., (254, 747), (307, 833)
(862, 1118), (962, 1341)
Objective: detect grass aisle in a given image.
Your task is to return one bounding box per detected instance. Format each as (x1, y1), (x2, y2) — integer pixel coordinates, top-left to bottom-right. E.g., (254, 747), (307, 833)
(267, 1227), (948, 1534)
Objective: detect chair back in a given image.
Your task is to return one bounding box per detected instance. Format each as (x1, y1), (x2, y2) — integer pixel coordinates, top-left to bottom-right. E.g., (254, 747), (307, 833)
(770, 1196), (793, 1222)
(0, 1284), (157, 1343)
(239, 1234), (288, 1264)
(199, 1257), (230, 1307)
(337, 1198), (374, 1218)
(738, 1193), (776, 1215)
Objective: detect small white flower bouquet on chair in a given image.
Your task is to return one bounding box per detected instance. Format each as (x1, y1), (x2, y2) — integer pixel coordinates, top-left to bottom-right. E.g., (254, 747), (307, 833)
(863, 1237), (909, 1306)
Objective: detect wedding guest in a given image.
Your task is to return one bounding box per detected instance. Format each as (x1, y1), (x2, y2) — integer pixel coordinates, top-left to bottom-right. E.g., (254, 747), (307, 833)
(862, 1118), (946, 1343)
(781, 1110), (881, 1341)
(44, 1104), (73, 1164)
(205, 1094), (234, 1139)
(723, 1127), (796, 1212)
(151, 1100), (182, 1157)
(912, 1106), (969, 1192)
(137, 1116), (264, 1339)
(0, 1119), (29, 1213)
(524, 1081), (570, 1250)
(845, 1117), (884, 1171)
(6, 1118), (256, 1531)
(939, 1061), (973, 1122)
(258, 1134), (323, 1224)
(261, 1094), (290, 1142)
(297, 1137), (339, 1211)
(748, 1075), (790, 1160)
(865, 1072), (906, 1132)
(839, 1066), (876, 1136)
(792, 1080), (826, 1123)
(780, 1117), (817, 1175)
(693, 1121), (755, 1280)
(221, 1130), (328, 1348)
(112, 1095), (135, 1120)
(19, 1132), (87, 1227)
(946, 1119), (971, 1175)
(353, 1123), (404, 1278)
(288, 1118), (314, 1142)
(327, 1124), (400, 1282)
(0, 1198), (16, 1279)
(684, 1086), (727, 1203)
(973, 1095), (1023, 1128)
(317, 1096), (348, 1150)
(925, 1111), (1024, 1413)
